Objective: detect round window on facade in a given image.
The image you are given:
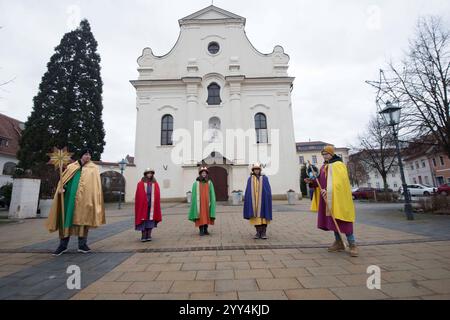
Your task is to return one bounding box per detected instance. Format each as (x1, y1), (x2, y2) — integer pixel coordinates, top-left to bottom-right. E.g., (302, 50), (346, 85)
(208, 42), (220, 54)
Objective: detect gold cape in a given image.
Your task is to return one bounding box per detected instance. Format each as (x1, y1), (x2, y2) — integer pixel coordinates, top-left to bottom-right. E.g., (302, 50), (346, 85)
(46, 161), (106, 233)
(310, 161), (356, 222)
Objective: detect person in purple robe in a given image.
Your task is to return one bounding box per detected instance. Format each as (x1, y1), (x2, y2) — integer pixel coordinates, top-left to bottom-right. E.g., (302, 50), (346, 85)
(304, 145), (358, 257)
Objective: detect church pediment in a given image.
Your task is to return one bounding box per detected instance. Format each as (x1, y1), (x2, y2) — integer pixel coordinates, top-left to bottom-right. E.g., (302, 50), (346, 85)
(133, 5), (290, 80)
(200, 152), (234, 165)
(179, 5), (245, 26)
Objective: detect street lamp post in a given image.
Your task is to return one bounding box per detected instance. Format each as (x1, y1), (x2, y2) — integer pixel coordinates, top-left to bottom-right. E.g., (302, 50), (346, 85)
(118, 158), (127, 209)
(379, 101), (414, 220)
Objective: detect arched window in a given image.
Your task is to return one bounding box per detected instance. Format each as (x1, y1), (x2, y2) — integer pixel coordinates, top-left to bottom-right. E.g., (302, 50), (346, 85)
(2, 162), (16, 176)
(254, 113), (268, 144)
(161, 114), (173, 146)
(207, 83), (222, 105)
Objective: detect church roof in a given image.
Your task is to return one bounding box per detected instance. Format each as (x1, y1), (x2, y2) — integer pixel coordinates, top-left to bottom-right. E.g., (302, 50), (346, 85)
(179, 5), (246, 26)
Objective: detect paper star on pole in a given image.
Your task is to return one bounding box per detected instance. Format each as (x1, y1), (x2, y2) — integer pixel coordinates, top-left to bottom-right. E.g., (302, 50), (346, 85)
(47, 147), (73, 170)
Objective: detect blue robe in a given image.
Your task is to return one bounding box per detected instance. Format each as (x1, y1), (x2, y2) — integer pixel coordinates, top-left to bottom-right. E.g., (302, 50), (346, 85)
(243, 175), (272, 220)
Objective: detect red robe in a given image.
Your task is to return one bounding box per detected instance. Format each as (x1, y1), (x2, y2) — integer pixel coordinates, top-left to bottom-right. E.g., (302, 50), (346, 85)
(134, 180), (162, 227)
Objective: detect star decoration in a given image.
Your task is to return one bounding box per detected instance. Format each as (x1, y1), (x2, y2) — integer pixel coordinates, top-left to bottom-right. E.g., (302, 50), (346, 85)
(47, 147), (73, 170)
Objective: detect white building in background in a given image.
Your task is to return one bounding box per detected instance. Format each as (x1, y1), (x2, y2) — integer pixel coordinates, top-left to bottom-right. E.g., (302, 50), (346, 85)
(126, 5), (299, 201)
(296, 141), (350, 167)
(405, 156), (435, 186)
(348, 150), (402, 190)
(363, 166), (402, 190)
(0, 113), (23, 186)
(403, 146), (436, 187)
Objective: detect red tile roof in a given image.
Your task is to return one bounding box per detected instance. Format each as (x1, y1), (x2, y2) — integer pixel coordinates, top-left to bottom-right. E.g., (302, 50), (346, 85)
(0, 113), (23, 157)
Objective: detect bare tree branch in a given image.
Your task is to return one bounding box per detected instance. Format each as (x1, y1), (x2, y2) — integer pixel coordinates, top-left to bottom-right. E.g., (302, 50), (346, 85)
(352, 115), (399, 191)
(366, 16), (450, 157)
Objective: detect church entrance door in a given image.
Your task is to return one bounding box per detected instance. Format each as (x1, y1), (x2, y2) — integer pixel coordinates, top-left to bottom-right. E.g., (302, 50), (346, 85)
(208, 166), (228, 201)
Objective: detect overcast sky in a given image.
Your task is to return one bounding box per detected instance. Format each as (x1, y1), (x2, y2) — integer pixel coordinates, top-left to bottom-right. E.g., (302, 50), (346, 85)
(1, 0), (449, 162)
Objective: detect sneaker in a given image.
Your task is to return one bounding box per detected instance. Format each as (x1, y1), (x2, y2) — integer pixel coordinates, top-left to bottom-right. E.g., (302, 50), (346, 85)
(52, 246), (68, 256)
(253, 226), (261, 239)
(327, 240), (345, 252)
(260, 226), (268, 239)
(146, 236), (152, 242)
(260, 231), (268, 240)
(204, 226), (210, 236)
(78, 244), (92, 253)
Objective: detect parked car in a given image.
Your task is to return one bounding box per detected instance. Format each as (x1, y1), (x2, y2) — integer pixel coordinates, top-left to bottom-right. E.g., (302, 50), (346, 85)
(352, 187), (377, 200)
(399, 184), (436, 197)
(437, 183), (450, 196)
(375, 188), (394, 193)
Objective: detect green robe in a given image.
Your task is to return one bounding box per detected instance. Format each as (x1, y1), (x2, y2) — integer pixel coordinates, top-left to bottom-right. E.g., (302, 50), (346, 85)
(63, 169), (81, 228)
(188, 180), (216, 222)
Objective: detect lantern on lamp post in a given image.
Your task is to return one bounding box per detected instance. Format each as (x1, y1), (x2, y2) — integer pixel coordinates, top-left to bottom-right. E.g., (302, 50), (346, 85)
(117, 158), (127, 209)
(379, 101), (414, 220)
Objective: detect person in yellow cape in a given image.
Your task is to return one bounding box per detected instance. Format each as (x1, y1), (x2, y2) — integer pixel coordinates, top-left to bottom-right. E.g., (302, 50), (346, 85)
(46, 148), (105, 256)
(304, 145), (358, 257)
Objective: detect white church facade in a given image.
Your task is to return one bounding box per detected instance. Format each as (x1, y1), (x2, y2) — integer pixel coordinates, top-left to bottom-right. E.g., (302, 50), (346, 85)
(125, 5), (299, 202)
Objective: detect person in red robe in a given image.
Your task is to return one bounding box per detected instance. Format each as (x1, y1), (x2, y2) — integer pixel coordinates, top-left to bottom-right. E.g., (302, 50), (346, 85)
(134, 168), (162, 242)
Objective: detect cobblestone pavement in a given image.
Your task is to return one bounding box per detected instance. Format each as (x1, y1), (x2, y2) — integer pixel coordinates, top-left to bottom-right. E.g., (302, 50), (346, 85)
(0, 200), (449, 300)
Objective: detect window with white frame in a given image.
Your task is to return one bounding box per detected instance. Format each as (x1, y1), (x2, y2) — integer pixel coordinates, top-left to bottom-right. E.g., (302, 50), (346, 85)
(0, 137), (9, 147)
(207, 83), (222, 105)
(254, 113), (268, 144)
(161, 114), (173, 146)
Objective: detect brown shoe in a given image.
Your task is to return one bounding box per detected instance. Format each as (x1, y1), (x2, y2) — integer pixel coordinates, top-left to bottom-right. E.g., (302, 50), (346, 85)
(328, 240), (345, 252)
(349, 243), (359, 257)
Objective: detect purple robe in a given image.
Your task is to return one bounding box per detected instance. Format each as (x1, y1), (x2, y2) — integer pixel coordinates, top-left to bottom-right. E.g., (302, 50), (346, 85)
(243, 175), (272, 220)
(310, 165), (353, 234)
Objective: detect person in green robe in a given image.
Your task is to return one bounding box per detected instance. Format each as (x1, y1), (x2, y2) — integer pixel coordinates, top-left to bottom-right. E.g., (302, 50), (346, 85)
(47, 148), (105, 256)
(188, 167), (216, 236)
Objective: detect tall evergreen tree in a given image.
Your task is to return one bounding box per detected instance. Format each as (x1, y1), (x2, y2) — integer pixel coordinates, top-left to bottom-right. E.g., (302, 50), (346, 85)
(18, 19), (105, 170)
